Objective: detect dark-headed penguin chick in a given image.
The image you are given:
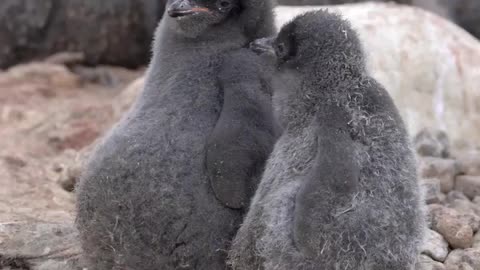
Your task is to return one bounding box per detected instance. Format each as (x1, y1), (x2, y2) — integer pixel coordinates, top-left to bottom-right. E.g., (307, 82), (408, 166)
(228, 10), (425, 270)
(75, 0), (275, 269)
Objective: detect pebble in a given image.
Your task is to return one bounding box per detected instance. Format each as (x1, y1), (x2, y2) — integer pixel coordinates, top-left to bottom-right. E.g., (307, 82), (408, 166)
(419, 158), (459, 193)
(423, 178), (444, 204)
(444, 249), (480, 269)
(455, 176), (480, 200)
(421, 229), (449, 262)
(430, 205), (474, 249)
(414, 128), (450, 158)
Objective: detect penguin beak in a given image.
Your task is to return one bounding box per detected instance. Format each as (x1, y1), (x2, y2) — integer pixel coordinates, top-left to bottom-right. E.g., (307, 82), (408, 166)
(250, 38), (276, 55)
(167, 0), (211, 18)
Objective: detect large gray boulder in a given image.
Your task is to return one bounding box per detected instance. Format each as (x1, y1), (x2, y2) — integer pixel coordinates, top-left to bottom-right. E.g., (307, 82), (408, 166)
(276, 0), (480, 40)
(0, 0), (166, 69)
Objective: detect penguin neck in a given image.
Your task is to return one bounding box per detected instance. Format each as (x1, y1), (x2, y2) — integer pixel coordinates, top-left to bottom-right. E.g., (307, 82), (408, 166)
(154, 17), (248, 60)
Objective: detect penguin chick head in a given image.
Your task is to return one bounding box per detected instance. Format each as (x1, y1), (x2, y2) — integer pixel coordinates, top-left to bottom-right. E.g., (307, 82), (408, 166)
(252, 10), (365, 74)
(251, 10), (365, 129)
(166, 0), (274, 39)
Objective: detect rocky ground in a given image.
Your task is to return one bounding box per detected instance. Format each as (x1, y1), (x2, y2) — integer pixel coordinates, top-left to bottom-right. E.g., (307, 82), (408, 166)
(0, 59), (479, 270)
(0, 3), (480, 270)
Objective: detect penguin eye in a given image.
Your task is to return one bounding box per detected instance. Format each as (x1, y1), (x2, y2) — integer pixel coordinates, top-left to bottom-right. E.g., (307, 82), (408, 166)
(276, 43), (288, 59)
(217, 0), (232, 11)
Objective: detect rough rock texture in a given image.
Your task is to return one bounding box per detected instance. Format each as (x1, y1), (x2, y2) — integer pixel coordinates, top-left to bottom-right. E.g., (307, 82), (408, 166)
(276, 3), (480, 146)
(416, 255), (446, 270)
(276, 0), (480, 40)
(0, 0), (166, 69)
(456, 176), (480, 200)
(421, 229), (449, 262)
(414, 128), (450, 158)
(444, 249), (480, 269)
(419, 158), (458, 193)
(430, 205), (474, 249)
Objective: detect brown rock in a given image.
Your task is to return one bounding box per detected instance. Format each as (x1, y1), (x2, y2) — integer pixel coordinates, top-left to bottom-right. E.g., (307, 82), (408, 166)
(456, 176), (480, 200)
(419, 158), (459, 193)
(430, 205), (474, 248)
(444, 249), (480, 269)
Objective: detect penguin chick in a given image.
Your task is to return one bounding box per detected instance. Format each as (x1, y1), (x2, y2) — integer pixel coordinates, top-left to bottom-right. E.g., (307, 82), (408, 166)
(75, 0), (275, 269)
(206, 48), (279, 210)
(229, 10), (425, 270)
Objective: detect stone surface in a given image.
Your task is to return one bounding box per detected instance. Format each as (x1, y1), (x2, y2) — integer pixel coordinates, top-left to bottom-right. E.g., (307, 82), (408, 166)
(423, 178), (444, 205)
(430, 205), (474, 249)
(455, 150), (480, 176)
(418, 158), (459, 193)
(0, 222), (83, 270)
(421, 229), (449, 262)
(276, 0), (480, 40)
(276, 3), (480, 145)
(473, 233), (480, 249)
(444, 248), (480, 269)
(0, 0), (166, 69)
(414, 128), (450, 158)
(456, 176), (480, 200)
(416, 255), (446, 270)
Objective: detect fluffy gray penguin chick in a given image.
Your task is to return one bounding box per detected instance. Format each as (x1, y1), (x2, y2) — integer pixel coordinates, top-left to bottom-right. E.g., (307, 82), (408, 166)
(75, 0), (275, 269)
(229, 10), (425, 270)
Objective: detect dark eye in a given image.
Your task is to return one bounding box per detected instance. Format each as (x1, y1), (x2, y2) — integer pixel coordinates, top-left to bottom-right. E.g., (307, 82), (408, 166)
(218, 0), (232, 10)
(276, 43), (287, 58)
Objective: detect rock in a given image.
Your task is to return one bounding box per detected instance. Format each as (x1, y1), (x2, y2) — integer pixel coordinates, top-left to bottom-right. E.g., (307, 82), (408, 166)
(474, 233), (480, 248)
(0, 222), (84, 270)
(456, 150), (480, 176)
(414, 128), (450, 158)
(416, 255), (446, 270)
(421, 229), (449, 262)
(0, 63), (80, 91)
(418, 158), (459, 193)
(422, 178), (444, 204)
(276, 1), (480, 40)
(0, 0), (166, 69)
(275, 3), (480, 145)
(430, 205), (474, 248)
(456, 176), (480, 200)
(444, 248), (480, 269)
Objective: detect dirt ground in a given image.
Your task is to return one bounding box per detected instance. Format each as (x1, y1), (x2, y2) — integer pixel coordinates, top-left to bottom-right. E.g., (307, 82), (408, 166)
(0, 60), (143, 224)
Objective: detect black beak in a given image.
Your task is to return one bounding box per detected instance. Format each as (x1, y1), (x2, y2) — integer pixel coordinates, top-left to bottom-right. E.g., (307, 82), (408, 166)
(249, 37), (276, 55)
(167, 0), (210, 18)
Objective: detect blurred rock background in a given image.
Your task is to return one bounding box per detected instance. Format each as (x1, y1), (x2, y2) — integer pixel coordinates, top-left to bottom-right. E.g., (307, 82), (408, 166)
(0, 1), (479, 270)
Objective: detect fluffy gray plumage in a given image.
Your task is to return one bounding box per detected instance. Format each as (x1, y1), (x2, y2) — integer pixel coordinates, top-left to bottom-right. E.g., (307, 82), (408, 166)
(206, 48), (280, 209)
(229, 10), (425, 270)
(75, 0), (275, 269)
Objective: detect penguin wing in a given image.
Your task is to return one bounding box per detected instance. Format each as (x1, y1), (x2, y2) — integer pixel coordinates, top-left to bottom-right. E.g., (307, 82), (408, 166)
(293, 131), (361, 257)
(206, 80), (276, 210)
